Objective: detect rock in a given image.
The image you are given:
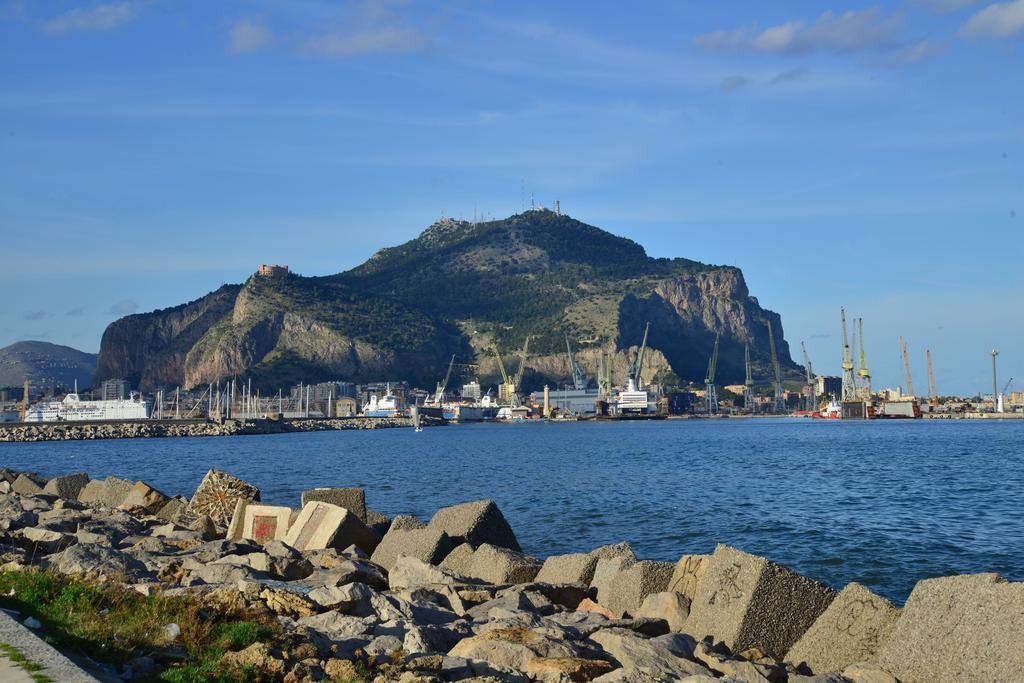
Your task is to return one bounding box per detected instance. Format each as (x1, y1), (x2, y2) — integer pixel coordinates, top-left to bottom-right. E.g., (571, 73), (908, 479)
(260, 585), (318, 618)
(684, 544), (836, 657)
(12, 473), (46, 496)
(874, 572), (1024, 683)
(300, 558), (388, 591)
(284, 501), (379, 554)
(691, 641), (778, 682)
(370, 527), (457, 572)
(118, 481), (170, 514)
(525, 582), (590, 610)
(19, 526), (76, 555)
(123, 655), (160, 679)
(588, 627), (708, 679)
(785, 582), (900, 674)
(590, 555), (637, 605)
(221, 642), (287, 676)
(24, 616), (41, 629)
(366, 509), (392, 536)
(41, 472), (90, 500)
(308, 582), (377, 611)
(184, 469), (260, 529)
(323, 659), (361, 680)
(590, 542), (636, 561)
(390, 556), (474, 591)
(391, 514), (427, 531)
(188, 514), (219, 541)
(449, 626), (595, 672)
(440, 542), (476, 575)
(842, 662), (899, 683)
(48, 543), (152, 581)
(365, 633), (405, 662)
(82, 476), (135, 508)
(220, 549), (313, 581)
(155, 497), (187, 523)
(577, 597), (616, 620)
(667, 554), (709, 601)
(536, 553), (600, 586)
(526, 656), (616, 682)
(637, 592), (690, 632)
(604, 561), (674, 618)
(463, 543), (542, 585)
(76, 479), (107, 505)
(428, 499), (521, 551)
(163, 623), (181, 641)
(301, 487), (367, 523)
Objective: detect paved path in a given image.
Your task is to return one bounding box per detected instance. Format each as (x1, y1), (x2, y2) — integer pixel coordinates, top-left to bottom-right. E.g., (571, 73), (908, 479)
(0, 654), (36, 682)
(0, 610), (96, 682)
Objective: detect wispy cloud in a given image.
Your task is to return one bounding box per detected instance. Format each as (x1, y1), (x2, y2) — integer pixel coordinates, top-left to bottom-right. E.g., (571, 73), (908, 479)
(229, 18), (272, 55)
(106, 299), (138, 315)
(23, 310), (48, 321)
(962, 0), (1024, 37)
(42, 1), (141, 35)
(695, 8), (905, 56)
(720, 75), (749, 92)
(771, 68), (810, 84)
(65, 307), (85, 317)
(301, 0), (428, 58)
(913, 0), (981, 12)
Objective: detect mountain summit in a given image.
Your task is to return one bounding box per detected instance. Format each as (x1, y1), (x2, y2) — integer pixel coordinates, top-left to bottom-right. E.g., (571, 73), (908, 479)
(96, 210), (797, 392)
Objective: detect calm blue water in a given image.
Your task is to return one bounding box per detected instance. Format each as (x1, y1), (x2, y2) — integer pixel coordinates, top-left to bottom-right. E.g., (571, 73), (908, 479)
(3, 418), (1022, 604)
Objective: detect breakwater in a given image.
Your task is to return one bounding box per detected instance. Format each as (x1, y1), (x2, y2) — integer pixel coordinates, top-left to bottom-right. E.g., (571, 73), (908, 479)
(0, 415), (427, 443)
(0, 466), (1020, 682)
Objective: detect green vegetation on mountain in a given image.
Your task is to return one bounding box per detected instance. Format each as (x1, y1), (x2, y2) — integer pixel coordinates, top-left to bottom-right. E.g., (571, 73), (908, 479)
(0, 341), (97, 390)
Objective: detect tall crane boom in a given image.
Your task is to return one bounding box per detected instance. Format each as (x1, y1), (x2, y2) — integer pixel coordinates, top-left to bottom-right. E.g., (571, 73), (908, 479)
(630, 322), (651, 388)
(857, 318), (872, 397)
(433, 354), (456, 404)
(704, 332), (720, 415)
(768, 320), (785, 412)
(743, 343), (756, 413)
(899, 336), (914, 397)
(801, 340), (816, 412)
(840, 307), (856, 401)
(565, 334), (586, 391)
(926, 349), (938, 405)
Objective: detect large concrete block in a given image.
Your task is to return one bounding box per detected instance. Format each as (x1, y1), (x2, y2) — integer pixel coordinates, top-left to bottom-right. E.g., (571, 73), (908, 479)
(238, 504), (294, 543)
(79, 476), (134, 508)
(427, 500), (520, 551)
(604, 560), (675, 618)
(185, 469), (260, 529)
(535, 553), (599, 585)
(684, 544), (836, 657)
(155, 497), (188, 523)
(370, 527), (456, 572)
(284, 501), (377, 554)
(301, 487), (367, 523)
(77, 479), (107, 505)
(590, 553), (636, 605)
(786, 582), (900, 674)
(440, 543), (476, 576)
(667, 554), (710, 601)
(466, 543), (542, 585)
(117, 481), (170, 514)
(874, 573), (1024, 683)
(11, 473), (46, 496)
(41, 473), (89, 500)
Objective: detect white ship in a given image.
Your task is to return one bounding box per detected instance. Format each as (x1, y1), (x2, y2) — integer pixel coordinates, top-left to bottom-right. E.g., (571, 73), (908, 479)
(23, 387), (151, 422)
(614, 378), (650, 414)
(362, 384), (402, 417)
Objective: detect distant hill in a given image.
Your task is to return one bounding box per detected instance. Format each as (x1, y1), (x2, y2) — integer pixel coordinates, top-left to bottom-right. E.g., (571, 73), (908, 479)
(0, 341), (98, 390)
(96, 210), (800, 392)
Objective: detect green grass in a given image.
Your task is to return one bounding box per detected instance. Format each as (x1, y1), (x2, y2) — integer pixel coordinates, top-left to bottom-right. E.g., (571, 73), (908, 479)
(0, 570), (282, 682)
(0, 641), (53, 683)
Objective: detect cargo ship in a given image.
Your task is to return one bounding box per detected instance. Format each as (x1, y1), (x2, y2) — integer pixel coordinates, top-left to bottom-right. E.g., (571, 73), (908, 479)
(23, 389), (151, 422)
(361, 385), (402, 417)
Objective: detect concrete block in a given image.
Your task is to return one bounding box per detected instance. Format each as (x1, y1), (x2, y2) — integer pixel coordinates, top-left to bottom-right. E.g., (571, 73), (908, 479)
(390, 515), (425, 531)
(440, 543), (476, 576)
(590, 554), (636, 605)
(12, 473), (46, 496)
(467, 543), (542, 585)
(590, 542), (636, 561)
(301, 487), (367, 522)
(79, 476), (135, 508)
(370, 527), (457, 573)
(284, 501), (377, 554)
(185, 469), (260, 529)
(535, 553), (599, 586)
(685, 544), (836, 657)
(667, 554), (710, 601)
(240, 504), (294, 543)
(786, 582), (900, 674)
(874, 573), (1024, 683)
(604, 560), (675, 618)
(76, 479), (107, 505)
(41, 473), (89, 500)
(366, 509), (391, 536)
(637, 591), (691, 632)
(226, 498), (248, 540)
(155, 497), (187, 523)
(427, 499), (520, 551)
(118, 481), (170, 514)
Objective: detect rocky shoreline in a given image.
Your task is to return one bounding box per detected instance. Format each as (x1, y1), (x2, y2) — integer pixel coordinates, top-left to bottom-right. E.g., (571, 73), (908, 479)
(0, 467), (1019, 682)
(0, 416), (429, 443)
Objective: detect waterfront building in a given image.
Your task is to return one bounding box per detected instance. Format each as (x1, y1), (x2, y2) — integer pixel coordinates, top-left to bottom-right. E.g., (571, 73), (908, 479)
(100, 378), (128, 401)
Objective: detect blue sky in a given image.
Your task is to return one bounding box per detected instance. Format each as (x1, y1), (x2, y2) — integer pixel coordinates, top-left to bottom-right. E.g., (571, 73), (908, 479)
(1, 0), (1021, 395)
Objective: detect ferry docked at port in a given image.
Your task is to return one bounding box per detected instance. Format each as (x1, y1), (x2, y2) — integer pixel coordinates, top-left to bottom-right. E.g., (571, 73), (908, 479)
(361, 384), (402, 417)
(23, 386), (151, 422)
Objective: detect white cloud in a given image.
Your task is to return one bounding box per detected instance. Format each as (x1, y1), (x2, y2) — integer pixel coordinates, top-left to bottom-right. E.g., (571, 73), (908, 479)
(695, 8), (905, 56)
(720, 75), (749, 92)
(42, 2), (140, 35)
(962, 0), (1024, 37)
(913, 0), (981, 12)
(229, 18), (273, 54)
(302, 25), (423, 57)
(106, 300), (139, 315)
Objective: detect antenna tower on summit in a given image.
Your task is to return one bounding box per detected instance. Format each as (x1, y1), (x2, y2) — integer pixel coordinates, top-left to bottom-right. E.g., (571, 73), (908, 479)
(555, 200), (561, 215)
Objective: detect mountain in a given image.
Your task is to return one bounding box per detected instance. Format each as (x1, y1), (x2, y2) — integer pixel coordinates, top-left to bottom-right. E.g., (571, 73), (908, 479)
(0, 341), (98, 390)
(95, 210), (799, 392)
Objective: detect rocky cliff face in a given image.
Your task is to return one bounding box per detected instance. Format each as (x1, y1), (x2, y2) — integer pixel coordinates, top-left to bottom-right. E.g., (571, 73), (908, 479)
(95, 211), (798, 392)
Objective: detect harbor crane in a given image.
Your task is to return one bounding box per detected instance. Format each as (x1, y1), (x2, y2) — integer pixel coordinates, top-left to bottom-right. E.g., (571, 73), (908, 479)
(992, 349), (999, 413)
(926, 349), (939, 405)
(840, 307), (856, 401)
(743, 344), (756, 413)
(628, 322), (650, 389)
(494, 336), (530, 406)
(565, 333), (587, 391)
(597, 351), (611, 401)
(704, 332), (720, 415)
(768, 320), (785, 413)
(431, 355), (456, 405)
(998, 378), (1013, 414)
(857, 318), (872, 398)
(801, 341), (816, 412)
(899, 336), (914, 398)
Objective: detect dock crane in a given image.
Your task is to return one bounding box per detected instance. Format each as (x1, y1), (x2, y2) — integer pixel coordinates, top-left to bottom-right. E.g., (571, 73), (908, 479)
(565, 333), (587, 390)
(628, 322), (650, 389)
(926, 349), (939, 405)
(512, 336), (530, 402)
(899, 336), (914, 398)
(998, 378), (1013, 413)
(743, 344), (756, 413)
(768, 320), (785, 413)
(840, 308), (856, 401)
(704, 332), (720, 415)
(494, 348), (514, 403)
(801, 341), (816, 412)
(857, 318), (872, 398)
(431, 355), (456, 405)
